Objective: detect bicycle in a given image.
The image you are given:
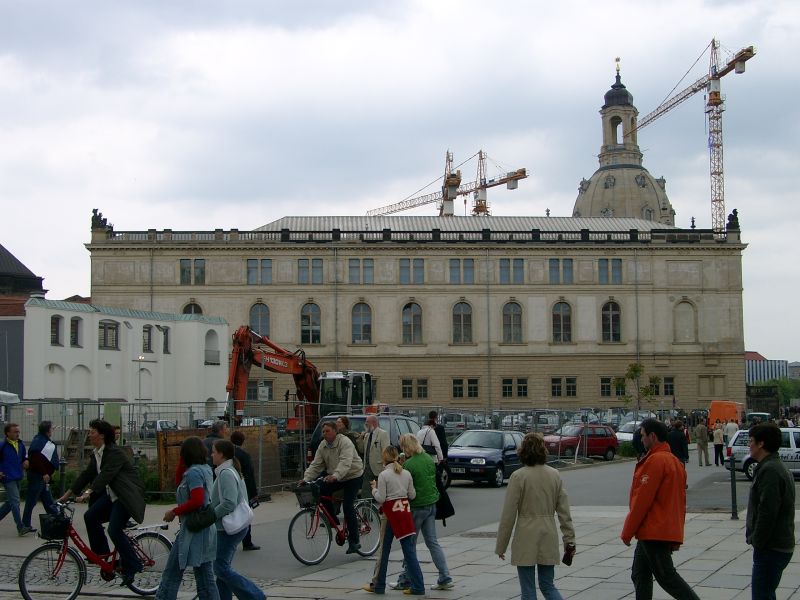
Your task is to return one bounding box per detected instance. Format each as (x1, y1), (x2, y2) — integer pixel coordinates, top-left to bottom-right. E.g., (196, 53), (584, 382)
(18, 501), (172, 600)
(288, 478), (380, 565)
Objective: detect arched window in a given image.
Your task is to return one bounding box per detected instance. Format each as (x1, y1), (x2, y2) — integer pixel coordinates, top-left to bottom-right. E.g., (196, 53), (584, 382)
(70, 317), (82, 347)
(452, 302), (472, 344)
(502, 302), (522, 343)
(98, 320), (119, 350)
(602, 301), (621, 342)
(352, 303), (372, 344)
(183, 303), (203, 315)
(301, 303), (321, 344)
(204, 330), (220, 365)
(50, 315), (63, 346)
(402, 303), (422, 344)
(142, 325), (153, 353)
(673, 301), (697, 343)
(249, 303), (270, 337)
(552, 302), (572, 343)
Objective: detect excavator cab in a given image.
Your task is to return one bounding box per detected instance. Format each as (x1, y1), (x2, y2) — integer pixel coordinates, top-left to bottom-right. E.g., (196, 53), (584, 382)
(317, 371), (374, 419)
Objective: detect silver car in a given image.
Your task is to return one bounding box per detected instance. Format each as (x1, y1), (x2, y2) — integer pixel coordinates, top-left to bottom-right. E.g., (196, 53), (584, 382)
(725, 427), (800, 480)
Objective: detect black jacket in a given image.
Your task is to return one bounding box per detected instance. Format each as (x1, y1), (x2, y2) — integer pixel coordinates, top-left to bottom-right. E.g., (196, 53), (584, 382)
(746, 452), (796, 552)
(234, 445), (257, 500)
(434, 424), (448, 459)
(667, 428), (689, 463)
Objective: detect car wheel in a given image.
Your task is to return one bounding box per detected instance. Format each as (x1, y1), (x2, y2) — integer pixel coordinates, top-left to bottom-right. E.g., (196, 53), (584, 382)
(440, 466), (451, 490)
(744, 459), (757, 481)
(491, 464), (504, 487)
(604, 447), (616, 462)
(562, 447), (574, 459)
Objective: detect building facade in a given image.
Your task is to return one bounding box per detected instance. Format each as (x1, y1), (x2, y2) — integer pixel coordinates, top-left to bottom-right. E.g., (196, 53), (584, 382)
(744, 351), (789, 385)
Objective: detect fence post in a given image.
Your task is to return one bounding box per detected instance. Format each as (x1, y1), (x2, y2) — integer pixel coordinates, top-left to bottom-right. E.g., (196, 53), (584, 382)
(58, 457), (67, 496)
(729, 454), (739, 520)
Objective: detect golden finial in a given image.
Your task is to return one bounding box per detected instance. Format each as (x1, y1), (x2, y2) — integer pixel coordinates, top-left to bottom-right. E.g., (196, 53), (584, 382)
(615, 57), (621, 74)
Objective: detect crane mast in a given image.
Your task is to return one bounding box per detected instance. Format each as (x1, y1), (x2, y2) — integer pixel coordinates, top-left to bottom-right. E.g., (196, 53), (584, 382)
(627, 39), (755, 233)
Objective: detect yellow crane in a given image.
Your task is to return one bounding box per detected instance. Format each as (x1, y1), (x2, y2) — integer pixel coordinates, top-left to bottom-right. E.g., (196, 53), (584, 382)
(628, 39), (755, 232)
(366, 150), (527, 217)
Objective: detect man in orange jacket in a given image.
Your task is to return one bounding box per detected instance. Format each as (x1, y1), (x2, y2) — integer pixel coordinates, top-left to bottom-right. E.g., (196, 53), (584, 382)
(621, 419), (699, 600)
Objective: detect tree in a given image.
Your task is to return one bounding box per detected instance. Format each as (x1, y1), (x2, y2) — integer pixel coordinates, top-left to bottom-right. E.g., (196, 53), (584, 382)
(613, 362), (661, 414)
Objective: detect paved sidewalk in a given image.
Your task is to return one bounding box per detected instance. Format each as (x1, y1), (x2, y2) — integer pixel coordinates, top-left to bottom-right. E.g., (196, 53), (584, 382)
(1, 504), (796, 599)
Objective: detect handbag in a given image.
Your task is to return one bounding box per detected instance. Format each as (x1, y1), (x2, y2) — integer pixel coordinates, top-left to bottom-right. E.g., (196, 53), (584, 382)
(434, 468), (455, 525)
(183, 469), (217, 533)
(422, 428), (437, 456)
(221, 469), (254, 535)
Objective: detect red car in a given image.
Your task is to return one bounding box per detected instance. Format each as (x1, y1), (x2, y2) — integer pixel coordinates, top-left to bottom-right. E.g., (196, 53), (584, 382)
(543, 424), (619, 461)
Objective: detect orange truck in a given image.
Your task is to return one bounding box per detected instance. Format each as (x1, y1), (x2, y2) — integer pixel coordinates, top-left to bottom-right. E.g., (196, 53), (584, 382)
(707, 400), (746, 428)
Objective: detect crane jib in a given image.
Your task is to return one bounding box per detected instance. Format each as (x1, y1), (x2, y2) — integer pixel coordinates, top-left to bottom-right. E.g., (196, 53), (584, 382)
(262, 355), (290, 370)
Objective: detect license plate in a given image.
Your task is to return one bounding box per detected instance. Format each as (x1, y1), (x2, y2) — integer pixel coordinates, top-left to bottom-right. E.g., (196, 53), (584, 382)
(450, 467), (465, 474)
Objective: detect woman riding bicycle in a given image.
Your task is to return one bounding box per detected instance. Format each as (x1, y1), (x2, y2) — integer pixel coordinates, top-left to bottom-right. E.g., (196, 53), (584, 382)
(301, 420), (364, 554)
(57, 419), (146, 587)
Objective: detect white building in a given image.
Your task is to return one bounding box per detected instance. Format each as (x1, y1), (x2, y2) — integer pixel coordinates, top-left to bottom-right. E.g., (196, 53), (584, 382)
(23, 297), (229, 423)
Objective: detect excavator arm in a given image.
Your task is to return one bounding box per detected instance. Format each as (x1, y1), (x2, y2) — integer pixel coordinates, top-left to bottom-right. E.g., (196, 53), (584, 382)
(226, 326), (321, 419)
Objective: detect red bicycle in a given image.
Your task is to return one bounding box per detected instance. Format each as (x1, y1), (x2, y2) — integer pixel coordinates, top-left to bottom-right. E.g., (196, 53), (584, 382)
(18, 500), (172, 600)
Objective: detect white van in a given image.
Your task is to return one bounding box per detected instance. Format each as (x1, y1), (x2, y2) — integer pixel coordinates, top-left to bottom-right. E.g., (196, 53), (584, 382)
(726, 427), (800, 480)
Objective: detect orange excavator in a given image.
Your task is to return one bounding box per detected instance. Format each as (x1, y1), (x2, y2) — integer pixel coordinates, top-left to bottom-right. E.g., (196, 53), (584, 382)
(226, 325), (374, 430)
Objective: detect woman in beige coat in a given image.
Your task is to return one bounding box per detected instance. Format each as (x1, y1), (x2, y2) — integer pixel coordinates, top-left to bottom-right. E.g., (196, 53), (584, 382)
(495, 433), (575, 600)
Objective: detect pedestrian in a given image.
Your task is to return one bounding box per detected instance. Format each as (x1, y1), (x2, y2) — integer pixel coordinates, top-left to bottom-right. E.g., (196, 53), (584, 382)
(746, 422), (795, 600)
(368, 446), (425, 596)
(210, 440), (265, 600)
(336, 416), (363, 457)
(723, 418), (739, 445)
(155, 437), (219, 600)
(22, 420), (59, 532)
(693, 419), (710, 467)
(713, 422), (725, 466)
(427, 410), (449, 460)
(58, 419), (146, 586)
(621, 419), (699, 600)
(230, 430), (260, 552)
(496, 432), (575, 600)
(666, 420), (689, 466)
(204, 421), (228, 468)
(360, 415), (390, 499)
(417, 417), (443, 465)
(388, 434), (454, 592)
(0, 422), (33, 536)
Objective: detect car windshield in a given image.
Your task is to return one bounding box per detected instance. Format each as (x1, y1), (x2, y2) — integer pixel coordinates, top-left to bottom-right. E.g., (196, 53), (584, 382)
(161, 421), (177, 430)
(618, 422), (640, 433)
(553, 425), (582, 437)
(450, 431), (502, 449)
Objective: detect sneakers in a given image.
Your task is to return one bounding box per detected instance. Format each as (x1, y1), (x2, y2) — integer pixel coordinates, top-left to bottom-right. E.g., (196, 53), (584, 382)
(402, 589), (425, 596)
(345, 542), (361, 554)
(18, 526), (36, 537)
(388, 582), (409, 591)
(431, 581), (454, 590)
(362, 584), (384, 594)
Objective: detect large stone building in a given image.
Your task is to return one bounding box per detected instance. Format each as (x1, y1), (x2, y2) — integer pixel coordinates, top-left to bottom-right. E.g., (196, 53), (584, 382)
(86, 74), (747, 412)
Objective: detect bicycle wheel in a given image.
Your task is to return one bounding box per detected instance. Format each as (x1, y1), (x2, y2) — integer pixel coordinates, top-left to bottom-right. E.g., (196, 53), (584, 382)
(19, 542), (86, 600)
(127, 531), (173, 596)
(288, 508), (332, 565)
(355, 501), (381, 557)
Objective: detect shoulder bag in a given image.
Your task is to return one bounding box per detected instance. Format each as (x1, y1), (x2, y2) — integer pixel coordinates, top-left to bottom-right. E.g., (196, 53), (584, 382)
(421, 428), (437, 456)
(185, 472), (216, 533)
(221, 468), (254, 535)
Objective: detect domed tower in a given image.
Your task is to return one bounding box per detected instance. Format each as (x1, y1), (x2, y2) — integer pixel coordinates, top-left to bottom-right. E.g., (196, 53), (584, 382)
(572, 62), (675, 224)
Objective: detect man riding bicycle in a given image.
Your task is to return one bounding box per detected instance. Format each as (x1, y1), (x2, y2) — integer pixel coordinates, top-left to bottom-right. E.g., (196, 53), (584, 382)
(301, 420), (364, 554)
(58, 419), (146, 586)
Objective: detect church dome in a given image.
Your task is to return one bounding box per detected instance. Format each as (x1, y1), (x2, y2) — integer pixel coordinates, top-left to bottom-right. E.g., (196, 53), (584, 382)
(603, 74), (633, 108)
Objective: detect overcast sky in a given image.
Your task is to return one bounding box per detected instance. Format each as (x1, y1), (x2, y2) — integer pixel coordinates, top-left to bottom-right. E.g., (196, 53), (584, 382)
(1, 1), (797, 361)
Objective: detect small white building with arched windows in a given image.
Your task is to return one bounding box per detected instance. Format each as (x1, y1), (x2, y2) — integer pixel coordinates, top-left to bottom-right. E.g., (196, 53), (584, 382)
(22, 297), (228, 425)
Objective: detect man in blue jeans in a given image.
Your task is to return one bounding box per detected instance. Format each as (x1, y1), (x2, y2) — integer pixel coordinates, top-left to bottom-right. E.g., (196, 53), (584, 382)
(745, 423), (795, 600)
(22, 420), (59, 531)
(0, 422), (34, 535)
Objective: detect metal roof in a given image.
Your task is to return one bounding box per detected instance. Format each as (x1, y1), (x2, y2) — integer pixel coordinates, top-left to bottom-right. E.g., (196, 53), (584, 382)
(25, 297), (227, 325)
(0, 243), (38, 277)
(254, 216), (678, 233)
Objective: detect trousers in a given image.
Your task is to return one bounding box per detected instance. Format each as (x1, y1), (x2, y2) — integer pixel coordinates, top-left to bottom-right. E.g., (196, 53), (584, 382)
(631, 540), (700, 600)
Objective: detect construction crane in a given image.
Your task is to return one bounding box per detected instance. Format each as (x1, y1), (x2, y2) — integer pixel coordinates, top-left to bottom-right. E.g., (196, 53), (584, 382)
(628, 39), (755, 232)
(366, 150), (527, 217)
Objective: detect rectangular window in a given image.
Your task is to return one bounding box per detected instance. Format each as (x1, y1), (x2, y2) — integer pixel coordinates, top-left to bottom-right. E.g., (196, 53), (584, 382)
(247, 259), (272, 285)
(452, 378), (464, 398)
(70, 317), (81, 347)
(417, 379), (428, 399)
(193, 259), (205, 285)
(615, 379), (626, 396)
(400, 258), (424, 284)
(401, 379), (413, 400)
(50, 317), (61, 346)
(551, 378), (562, 397)
(563, 259), (573, 284)
(312, 258), (323, 284)
(348, 259), (374, 284)
(650, 381), (661, 395)
(549, 258), (573, 284)
(502, 378), (513, 398)
(467, 378), (479, 398)
(246, 381), (258, 402)
(449, 258), (475, 284)
(142, 326), (153, 353)
(298, 259), (309, 284)
(664, 376), (675, 396)
(599, 258), (622, 284)
(600, 377), (612, 397)
(180, 259), (192, 285)
(517, 378), (528, 398)
(566, 377), (577, 397)
(298, 258), (322, 284)
(98, 321), (119, 350)
(499, 258), (524, 284)
(162, 327), (170, 354)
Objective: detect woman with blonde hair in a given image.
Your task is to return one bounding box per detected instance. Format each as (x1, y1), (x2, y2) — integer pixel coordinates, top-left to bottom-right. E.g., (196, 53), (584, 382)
(496, 432), (575, 600)
(369, 446), (425, 595)
(389, 434), (453, 591)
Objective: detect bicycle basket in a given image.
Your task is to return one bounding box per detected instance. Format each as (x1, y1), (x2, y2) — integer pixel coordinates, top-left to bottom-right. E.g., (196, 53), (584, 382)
(294, 483), (320, 508)
(39, 513), (70, 540)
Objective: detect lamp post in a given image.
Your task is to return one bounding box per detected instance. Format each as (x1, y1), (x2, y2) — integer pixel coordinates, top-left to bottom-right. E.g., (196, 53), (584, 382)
(137, 355), (144, 431)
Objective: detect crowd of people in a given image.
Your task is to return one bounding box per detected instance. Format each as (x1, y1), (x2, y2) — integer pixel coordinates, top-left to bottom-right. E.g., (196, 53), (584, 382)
(1, 412), (795, 600)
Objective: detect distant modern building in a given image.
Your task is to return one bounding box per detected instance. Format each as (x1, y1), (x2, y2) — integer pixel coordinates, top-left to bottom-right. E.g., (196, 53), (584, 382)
(789, 361), (800, 380)
(85, 72), (747, 411)
(23, 297), (229, 425)
(745, 351), (788, 385)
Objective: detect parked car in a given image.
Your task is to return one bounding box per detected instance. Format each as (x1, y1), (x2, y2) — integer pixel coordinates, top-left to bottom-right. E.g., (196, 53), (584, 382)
(543, 424), (619, 461)
(447, 429), (525, 487)
(443, 412), (480, 436)
(139, 419), (179, 438)
(615, 421), (642, 443)
(725, 427), (800, 480)
(307, 413), (421, 464)
(529, 412), (561, 434)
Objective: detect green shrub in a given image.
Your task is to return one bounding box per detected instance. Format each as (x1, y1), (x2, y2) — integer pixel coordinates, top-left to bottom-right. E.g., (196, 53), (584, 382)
(618, 441), (638, 458)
